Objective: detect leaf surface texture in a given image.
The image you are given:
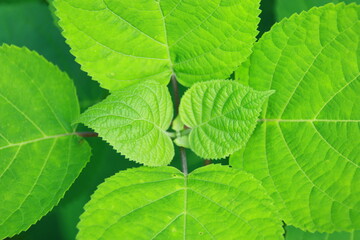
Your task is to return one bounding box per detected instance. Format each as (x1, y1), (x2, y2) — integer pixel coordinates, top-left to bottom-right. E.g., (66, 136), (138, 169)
(79, 81), (174, 166)
(0, 45), (91, 238)
(231, 3), (360, 232)
(179, 80), (272, 159)
(54, 0), (260, 89)
(77, 164), (283, 240)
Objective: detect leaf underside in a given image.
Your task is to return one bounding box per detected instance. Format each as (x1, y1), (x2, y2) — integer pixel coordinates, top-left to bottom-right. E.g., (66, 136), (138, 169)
(179, 80), (273, 159)
(231, 3), (360, 232)
(79, 81), (174, 166)
(77, 164), (283, 240)
(54, 0), (261, 89)
(0, 45), (91, 239)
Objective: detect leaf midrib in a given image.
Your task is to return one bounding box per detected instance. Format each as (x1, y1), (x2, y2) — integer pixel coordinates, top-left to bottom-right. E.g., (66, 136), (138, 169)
(0, 133), (76, 151)
(91, 175), (266, 240)
(157, 0), (174, 76)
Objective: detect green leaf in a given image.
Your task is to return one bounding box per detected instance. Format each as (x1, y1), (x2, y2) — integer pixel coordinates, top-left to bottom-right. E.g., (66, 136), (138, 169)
(231, 3), (360, 232)
(0, 45), (91, 239)
(79, 81), (174, 166)
(172, 115), (184, 132)
(54, 0), (261, 89)
(179, 80), (273, 159)
(174, 135), (190, 148)
(77, 164), (283, 240)
(285, 226), (360, 240)
(276, 0), (360, 20)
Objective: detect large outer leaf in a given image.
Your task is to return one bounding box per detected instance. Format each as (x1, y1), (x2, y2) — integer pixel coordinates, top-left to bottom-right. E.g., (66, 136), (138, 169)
(77, 164), (283, 240)
(276, 0), (360, 20)
(179, 80), (273, 159)
(285, 226), (360, 240)
(54, 0), (260, 89)
(0, 45), (91, 238)
(79, 81), (174, 166)
(231, 3), (360, 232)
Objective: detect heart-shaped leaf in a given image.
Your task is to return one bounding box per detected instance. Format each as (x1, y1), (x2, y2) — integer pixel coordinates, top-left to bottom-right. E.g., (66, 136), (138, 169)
(77, 164), (283, 240)
(79, 81), (174, 166)
(54, 0), (261, 89)
(179, 80), (273, 159)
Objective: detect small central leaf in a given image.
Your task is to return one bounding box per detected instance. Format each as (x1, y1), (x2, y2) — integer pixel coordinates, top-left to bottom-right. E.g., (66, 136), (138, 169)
(78, 81), (174, 166)
(179, 80), (273, 159)
(77, 164), (284, 240)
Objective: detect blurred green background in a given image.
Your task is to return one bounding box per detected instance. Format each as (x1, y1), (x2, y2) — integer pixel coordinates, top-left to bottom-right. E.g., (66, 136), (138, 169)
(0, 0), (358, 239)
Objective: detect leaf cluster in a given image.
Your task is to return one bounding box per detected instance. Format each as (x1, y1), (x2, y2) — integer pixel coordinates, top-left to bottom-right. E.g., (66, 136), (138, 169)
(0, 0), (359, 239)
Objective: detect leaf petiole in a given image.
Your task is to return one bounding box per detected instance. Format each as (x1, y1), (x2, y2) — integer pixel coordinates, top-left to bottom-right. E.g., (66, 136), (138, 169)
(171, 75), (188, 175)
(76, 132), (99, 138)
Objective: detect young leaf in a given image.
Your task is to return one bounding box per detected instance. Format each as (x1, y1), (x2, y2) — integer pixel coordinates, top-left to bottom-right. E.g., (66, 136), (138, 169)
(276, 0), (360, 20)
(77, 164), (283, 240)
(232, 3), (360, 232)
(179, 80), (273, 159)
(54, 0), (261, 89)
(285, 226), (360, 240)
(0, 45), (91, 239)
(79, 81), (174, 166)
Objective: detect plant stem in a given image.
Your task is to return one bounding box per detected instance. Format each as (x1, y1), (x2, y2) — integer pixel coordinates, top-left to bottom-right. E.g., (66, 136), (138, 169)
(171, 75), (188, 175)
(76, 132), (99, 137)
(204, 159), (212, 166)
(180, 147), (188, 175)
(171, 75), (180, 114)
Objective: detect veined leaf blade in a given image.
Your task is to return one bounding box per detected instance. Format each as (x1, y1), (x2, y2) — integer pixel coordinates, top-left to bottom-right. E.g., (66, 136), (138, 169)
(231, 3), (360, 232)
(54, 0), (261, 89)
(77, 164), (283, 240)
(0, 45), (91, 238)
(78, 81), (174, 166)
(179, 80), (273, 159)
